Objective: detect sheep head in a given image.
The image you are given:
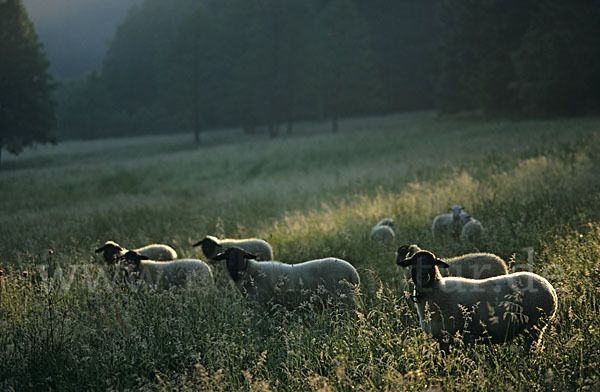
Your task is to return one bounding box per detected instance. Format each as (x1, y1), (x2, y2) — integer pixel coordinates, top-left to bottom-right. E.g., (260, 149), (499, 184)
(122, 250), (150, 267)
(213, 247), (257, 282)
(95, 241), (124, 265)
(192, 236), (222, 259)
(397, 250), (449, 290)
(449, 205), (464, 220)
(396, 245), (411, 263)
(379, 218), (397, 231)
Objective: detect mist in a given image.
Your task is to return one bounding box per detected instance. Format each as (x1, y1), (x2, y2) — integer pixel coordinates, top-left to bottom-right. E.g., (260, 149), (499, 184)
(22, 0), (141, 80)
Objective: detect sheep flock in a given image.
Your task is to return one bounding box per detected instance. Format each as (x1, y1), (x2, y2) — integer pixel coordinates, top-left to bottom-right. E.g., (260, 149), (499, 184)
(89, 204), (557, 353)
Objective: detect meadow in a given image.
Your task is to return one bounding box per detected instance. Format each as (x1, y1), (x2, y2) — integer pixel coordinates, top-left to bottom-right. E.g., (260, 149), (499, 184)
(1, 111), (599, 391)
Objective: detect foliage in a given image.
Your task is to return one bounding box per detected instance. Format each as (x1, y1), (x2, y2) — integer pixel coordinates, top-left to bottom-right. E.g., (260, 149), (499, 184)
(311, 0), (378, 132)
(0, 0), (56, 167)
(511, 0), (600, 116)
(1, 113), (600, 390)
(163, 3), (221, 143)
(435, 0), (600, 116)
(101, 0), (198, 114)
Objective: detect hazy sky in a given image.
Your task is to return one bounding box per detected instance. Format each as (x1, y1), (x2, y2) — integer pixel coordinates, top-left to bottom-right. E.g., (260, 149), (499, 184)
(22, 0), (141, 80)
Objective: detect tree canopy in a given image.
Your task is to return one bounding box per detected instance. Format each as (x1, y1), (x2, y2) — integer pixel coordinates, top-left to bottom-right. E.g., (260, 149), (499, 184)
(50, 0), (600, 141)
(0, 0), (56, 168)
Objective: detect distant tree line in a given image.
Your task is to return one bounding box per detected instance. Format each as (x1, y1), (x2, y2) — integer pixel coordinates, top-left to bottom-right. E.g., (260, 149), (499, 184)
(437, 0), (600, 116)
(38, 0), (600, 142)
(55, 0), (440, 140)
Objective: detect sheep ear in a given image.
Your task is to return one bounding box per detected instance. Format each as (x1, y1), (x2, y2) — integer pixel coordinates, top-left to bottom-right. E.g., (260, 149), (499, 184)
(213, 252), (226, 261)
(397, 254), (414, 267)
(192, 240), (202, 247)
(435, 258), (450, 268)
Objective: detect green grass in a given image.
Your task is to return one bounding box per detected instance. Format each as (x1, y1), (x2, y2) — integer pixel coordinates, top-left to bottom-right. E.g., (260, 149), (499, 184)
(1, 111), (600, 390)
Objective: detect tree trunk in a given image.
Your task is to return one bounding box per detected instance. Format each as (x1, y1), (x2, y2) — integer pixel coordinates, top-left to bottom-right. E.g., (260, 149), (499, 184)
(192, 52), (200, 145)
(286, 101), (293, 134)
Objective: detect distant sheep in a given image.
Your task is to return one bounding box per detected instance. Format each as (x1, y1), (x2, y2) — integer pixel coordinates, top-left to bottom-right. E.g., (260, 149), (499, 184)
(431, 205), (465, 239)
(398, 250), (557, 351)
(370, 218), (396, 244)
(95, 241), (177, 265)
(460, 216), (484, 242)
(396, 244), (508, 280)
(193, 235), (273, 261)
(213, 247), (360, 309)
(121, 250), (213, 289)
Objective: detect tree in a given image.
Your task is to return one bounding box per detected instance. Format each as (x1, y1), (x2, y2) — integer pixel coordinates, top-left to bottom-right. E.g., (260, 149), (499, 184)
(102, 0), (197, 114)
(311, 0), (377, 132)
(0, 0), (56, 169)
(435, 0), (536, 115)
(163, 3), (220, 144)
(512, 0), (600, 116)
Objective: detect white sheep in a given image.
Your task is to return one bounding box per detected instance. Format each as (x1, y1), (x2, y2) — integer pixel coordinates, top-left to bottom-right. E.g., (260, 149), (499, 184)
(370, 218), (396, 244)
(431, 205), (465, 240)
(120, 250), (213, 290)
(460, 216), (484, 242)
(397, 249), (557, 351)
(396, 244), (508, 280)
(213, 247), (360, 309)
(192, 235), (273, 261)
(95, 241), (177, 265)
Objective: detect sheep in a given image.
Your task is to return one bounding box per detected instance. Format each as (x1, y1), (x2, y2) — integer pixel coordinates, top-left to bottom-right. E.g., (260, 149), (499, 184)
(95, 241), (177, 265)
(431, 205), (465, 240)
(396, 244), (508, 280)
(397, 249), (557, 351)
(460, 216), (484, 242)
(212, 247), (360, 309)
(120, 250), (213, 290)
(192, 235), (273, 261)
(370, 218), (396, 244)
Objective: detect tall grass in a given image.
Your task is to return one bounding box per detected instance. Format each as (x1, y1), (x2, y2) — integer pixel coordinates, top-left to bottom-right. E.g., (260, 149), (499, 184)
(1, 112), (599, 390)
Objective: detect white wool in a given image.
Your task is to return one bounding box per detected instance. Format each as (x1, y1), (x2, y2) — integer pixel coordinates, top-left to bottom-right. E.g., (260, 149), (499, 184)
(215, 247), (360, 309)
(371, 218), (396, 244)
(399, 250), (557, 351)
(194, 235), (274, 261)
(122, 251), (213, 290)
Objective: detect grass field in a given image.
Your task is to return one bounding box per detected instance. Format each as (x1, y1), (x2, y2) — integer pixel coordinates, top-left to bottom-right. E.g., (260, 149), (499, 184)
(1, 112), (600, 391)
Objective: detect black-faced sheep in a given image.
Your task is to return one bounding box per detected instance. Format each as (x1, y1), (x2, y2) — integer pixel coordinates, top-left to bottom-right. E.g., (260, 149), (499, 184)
(95, 241), (177, 265)
(193, 235), (273, 261)
(213, 247), (360, 309)
(121, 250), (213, 290)
(397, 250), (557, 351)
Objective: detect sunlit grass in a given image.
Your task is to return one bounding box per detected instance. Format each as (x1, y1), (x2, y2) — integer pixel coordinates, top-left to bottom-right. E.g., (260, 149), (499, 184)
(1, 112), (600, 390)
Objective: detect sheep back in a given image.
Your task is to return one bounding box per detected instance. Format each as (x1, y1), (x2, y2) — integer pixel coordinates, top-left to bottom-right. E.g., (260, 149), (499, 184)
(460, 219), (484, 242)
(443, 252), (508, 279)
(198, 235), (274, 261)
(431, 214), (458, 239)
(221, 239), (274, 261)
(134, 244), (178, 261)
(370, 225), (395, 244)
(134, 259), (213, 289)
(240, 258), (360, 308)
